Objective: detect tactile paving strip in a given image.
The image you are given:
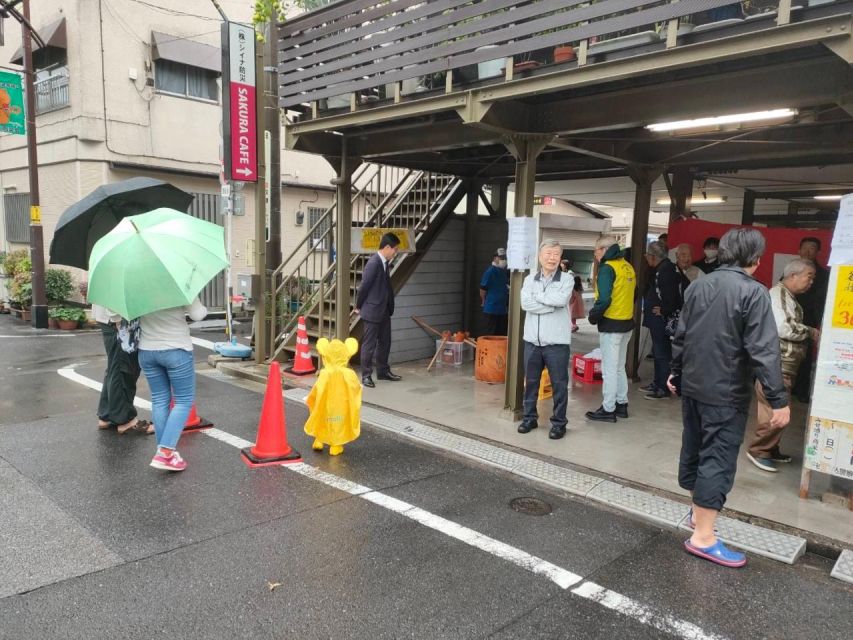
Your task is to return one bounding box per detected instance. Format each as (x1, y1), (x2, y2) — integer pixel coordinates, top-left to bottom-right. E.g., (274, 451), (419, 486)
(514, 459), (604, 497)
(830, 549), (853, 584)
(678, 513), (806, 565)
(587, 480), (691, 527)
(283, 388), (808, 565)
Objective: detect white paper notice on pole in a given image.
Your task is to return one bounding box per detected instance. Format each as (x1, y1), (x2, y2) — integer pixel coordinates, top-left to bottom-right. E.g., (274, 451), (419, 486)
(828, 194), (853, 259)
(506, 217), (539, 271)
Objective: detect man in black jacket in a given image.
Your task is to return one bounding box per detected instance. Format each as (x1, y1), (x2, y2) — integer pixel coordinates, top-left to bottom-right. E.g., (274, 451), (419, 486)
(792, 236), (830, 402)
(356, 233), (401, 388)
(642, 241), (681, 400)
(669, 227), (789, 568)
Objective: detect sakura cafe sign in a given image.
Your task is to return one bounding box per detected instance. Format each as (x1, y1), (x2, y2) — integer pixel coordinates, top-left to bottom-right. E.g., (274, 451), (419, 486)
(222, 22), (257, 183)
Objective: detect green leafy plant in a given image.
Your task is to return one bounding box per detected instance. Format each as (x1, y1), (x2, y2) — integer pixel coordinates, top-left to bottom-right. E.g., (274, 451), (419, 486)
(45, 268), (74, 305)
(2, 249), (30, 277)
(9, 272), (32, 308)
(48, 306), (86, 322)
(252, 0), (335, 40)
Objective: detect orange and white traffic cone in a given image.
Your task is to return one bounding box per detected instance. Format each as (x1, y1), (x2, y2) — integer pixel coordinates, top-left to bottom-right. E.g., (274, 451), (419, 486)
(286, 316), (316, 376)
(168, 398), (213, 432)
(241, 362), (302, 467)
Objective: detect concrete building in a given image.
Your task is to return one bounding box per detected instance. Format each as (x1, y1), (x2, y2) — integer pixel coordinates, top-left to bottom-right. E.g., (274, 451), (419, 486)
(0, 0), (336, 308)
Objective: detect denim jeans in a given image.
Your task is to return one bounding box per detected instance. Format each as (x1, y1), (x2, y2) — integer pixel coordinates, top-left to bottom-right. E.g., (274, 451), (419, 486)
(139, 348), (195, 450)
(646, 317), (671, 392)
(599, 331), (632, 411)
(523, 342), (570, 429)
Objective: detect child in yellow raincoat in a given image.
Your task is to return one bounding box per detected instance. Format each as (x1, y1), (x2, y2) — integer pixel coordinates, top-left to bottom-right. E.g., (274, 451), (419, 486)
(304, 338), (362, 456)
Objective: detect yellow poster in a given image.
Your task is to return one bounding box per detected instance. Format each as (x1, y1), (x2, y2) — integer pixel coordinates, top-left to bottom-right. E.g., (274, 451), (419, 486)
(831, 266), (853, 330)
(351, 228), (415, 254)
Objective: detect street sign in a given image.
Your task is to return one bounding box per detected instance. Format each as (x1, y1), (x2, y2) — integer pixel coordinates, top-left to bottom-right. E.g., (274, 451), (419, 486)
(0, 70), (26, 136)
(221, 22), (257, 183)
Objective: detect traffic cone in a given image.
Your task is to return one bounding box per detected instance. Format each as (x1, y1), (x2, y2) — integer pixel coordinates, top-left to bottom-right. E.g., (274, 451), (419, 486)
(169, 398), (213, 432)
(241, 361), (302, 467)
(286, 316), (316, 375)
(183, 403), (214, 432)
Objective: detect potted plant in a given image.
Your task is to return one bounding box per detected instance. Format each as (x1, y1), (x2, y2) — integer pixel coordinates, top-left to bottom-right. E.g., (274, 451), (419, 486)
(553, 44), (576, 63)
(46, 268), (74, 327)
(50, 306), (87, 330)
(78, 280), (89, 302)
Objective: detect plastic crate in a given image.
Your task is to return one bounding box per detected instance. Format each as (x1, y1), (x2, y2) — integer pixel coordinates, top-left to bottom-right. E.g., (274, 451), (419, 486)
(435, 339), (473, 366)
(572, 354), (603, 384)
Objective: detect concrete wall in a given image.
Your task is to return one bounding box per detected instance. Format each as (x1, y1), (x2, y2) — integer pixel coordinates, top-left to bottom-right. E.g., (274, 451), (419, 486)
(390, 217), (465, 364)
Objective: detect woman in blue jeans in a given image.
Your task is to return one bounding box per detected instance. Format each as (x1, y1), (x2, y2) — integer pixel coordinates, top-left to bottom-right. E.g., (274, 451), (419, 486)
(138, 297), (207, 472)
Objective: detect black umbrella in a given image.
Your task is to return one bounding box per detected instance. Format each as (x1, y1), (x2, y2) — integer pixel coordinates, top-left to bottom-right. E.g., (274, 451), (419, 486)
(49, 177), (195, 269)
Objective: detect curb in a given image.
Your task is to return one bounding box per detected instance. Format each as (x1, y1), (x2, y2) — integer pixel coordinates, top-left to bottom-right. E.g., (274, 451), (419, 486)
(207, 359), (849, 570)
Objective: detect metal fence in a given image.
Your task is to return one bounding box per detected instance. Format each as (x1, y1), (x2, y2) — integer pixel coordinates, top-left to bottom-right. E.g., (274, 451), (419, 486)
(187, 192), (225, 310)
(34, 75), (70, 114)
(2, 193), (31, 244)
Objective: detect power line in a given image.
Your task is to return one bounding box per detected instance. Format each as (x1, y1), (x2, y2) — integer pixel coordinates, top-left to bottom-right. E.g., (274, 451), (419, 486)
(122, 0), (222, 22)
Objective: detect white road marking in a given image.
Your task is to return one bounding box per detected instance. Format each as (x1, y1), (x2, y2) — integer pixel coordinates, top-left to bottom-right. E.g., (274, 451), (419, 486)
(285, 461), (582, 590)
(59, 363), (726, 640)
(572, 582), (723, 640)
(57, 365), (152, 410)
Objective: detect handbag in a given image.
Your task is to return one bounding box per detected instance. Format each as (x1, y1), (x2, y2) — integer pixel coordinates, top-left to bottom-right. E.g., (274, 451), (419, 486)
(116, 318), (141, 353)
(655, 269), (683, 338)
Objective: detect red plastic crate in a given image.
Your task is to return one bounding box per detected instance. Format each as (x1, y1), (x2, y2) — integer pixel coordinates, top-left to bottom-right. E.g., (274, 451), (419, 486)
(572, 354), (603, 384)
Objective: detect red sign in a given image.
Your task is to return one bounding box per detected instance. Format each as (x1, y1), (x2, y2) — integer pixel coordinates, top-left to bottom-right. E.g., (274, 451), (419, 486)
(668, 219), (833, 287)
(222, 22), (257, 182)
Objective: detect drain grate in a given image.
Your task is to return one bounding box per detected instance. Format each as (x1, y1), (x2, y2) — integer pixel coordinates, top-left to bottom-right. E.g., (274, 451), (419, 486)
(510, 497), (553, 516)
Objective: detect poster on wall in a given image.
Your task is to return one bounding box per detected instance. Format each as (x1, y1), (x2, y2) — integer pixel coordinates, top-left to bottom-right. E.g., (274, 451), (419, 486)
(803, 197), (853, 479)
(506, 217), (539, 271)
(350, 228), (415, 254)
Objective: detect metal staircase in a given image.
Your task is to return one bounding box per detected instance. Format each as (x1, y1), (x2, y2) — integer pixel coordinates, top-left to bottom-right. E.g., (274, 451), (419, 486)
(269, 165), (465, 362)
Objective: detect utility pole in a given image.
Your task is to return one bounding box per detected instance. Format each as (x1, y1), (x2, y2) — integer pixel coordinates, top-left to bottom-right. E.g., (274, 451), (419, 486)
(22, 0), (46, 328)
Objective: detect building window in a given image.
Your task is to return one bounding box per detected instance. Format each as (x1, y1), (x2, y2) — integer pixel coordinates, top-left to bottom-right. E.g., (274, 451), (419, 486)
(308, 206), (329, 250)
(155, 59), (218, 102)
(32, 56), (70, 114)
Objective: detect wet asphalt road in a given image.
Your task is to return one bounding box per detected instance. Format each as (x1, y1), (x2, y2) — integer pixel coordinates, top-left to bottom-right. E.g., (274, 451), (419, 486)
(0, 314), (850, 640)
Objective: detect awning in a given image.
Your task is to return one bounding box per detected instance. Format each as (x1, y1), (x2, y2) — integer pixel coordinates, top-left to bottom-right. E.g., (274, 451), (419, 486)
(9, 17), (66, 65)
(151, 31), (221, 74)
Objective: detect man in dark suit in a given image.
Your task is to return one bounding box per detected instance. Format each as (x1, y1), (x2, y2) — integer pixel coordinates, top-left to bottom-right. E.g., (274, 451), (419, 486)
(356, 232), (402, 388)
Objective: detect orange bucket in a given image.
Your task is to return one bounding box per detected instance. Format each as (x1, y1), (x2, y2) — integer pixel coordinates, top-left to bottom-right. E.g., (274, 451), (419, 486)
(475, 336), (507, 383)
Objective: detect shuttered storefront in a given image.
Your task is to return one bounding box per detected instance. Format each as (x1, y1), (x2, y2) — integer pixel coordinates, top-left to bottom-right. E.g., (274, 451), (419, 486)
(188, 192), (225, 310)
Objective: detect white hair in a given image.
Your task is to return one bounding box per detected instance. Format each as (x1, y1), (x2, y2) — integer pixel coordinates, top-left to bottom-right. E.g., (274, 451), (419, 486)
(783, 258), (816, 279)
(595, 236), (617, 250)
(539, 238), (562, 251)
(676, 243), (693, 254)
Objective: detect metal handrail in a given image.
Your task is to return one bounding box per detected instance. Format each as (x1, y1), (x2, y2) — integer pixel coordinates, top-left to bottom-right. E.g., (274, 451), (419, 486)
(269, 167), (461, 360)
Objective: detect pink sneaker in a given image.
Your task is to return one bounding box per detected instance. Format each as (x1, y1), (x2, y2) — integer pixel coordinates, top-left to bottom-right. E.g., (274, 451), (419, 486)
(150, 450), (187, 472)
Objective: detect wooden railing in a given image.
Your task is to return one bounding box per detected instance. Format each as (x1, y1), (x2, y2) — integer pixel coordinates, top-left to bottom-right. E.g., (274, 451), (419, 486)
(278, 0), (800, 109)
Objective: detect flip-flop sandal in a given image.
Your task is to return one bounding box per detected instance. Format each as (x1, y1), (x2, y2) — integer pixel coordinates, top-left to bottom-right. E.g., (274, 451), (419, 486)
(684, 539), (746, 568)
(97, 420), (112, 430)
(117, 419), (153, 435)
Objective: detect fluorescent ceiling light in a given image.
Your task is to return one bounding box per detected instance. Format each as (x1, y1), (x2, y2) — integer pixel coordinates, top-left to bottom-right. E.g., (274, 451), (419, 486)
(647, 109), (797, 132)
(656, 196), (727, 205)
(814, 195), (843, 201)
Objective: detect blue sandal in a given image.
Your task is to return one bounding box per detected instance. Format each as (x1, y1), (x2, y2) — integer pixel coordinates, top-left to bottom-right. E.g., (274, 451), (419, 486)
(684, 539), (746, 568)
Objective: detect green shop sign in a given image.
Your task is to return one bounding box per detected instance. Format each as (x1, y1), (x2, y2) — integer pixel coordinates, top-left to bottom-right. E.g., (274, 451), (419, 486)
(0, 71), (26, 136)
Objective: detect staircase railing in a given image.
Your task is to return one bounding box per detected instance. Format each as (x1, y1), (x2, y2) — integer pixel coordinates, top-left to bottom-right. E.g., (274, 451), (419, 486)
(268, 163), (415, 358)
(269, 167), (463, 362)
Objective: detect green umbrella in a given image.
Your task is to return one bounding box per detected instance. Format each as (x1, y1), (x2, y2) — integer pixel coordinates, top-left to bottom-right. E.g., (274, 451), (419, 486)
(88, 208), (227, 319)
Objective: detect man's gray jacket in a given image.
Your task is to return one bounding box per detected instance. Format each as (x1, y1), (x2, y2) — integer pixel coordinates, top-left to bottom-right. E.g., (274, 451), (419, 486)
(521, 269), (573, 346)
(671, 265), (787, 410)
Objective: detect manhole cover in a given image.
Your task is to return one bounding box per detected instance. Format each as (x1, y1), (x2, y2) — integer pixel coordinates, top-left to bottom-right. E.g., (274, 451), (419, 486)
(509, 497), (553, 516)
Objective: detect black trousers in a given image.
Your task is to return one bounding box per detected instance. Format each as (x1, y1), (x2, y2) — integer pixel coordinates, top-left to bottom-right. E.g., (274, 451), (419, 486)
(484, 313), (508, 336)
(678, 395), (748, 511)
(97, 322), (140, 426)
(522, 342), (570, 429)
(792, 338), (814, 399)
(647, 317), (672, 392)
(361, 316), (391, 378)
